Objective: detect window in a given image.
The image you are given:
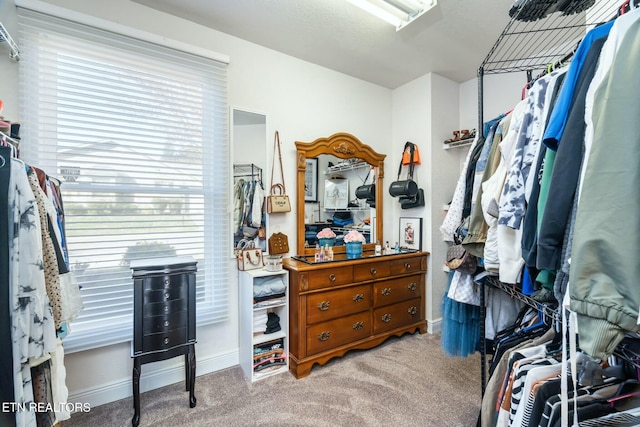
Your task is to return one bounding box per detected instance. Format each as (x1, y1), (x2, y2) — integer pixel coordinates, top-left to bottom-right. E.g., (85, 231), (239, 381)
(18, 8), (230, 352)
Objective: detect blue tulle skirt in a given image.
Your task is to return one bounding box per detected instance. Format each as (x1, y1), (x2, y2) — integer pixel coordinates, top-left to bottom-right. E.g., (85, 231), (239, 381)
(441, 270), (481, 357)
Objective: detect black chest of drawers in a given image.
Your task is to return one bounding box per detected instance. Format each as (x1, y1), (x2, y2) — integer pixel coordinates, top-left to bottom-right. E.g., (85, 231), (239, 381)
(130, 256), (197, 427)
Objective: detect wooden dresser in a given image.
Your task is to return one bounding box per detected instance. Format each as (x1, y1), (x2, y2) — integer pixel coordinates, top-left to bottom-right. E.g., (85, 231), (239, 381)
(283, 250), (428, 378)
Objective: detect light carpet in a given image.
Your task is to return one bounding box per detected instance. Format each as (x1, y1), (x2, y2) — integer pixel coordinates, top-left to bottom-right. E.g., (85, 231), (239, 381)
(63, 332), (481, 427)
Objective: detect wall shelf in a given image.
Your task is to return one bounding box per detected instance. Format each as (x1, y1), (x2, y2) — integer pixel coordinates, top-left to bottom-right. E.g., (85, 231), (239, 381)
(442, 137), (474, 150)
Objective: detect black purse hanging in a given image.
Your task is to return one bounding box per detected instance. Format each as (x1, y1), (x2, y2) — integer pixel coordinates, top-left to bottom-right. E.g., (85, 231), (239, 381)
(389, 142), (419, 197)
(389, 141), (424, 209)
(355, 167), (376, 205)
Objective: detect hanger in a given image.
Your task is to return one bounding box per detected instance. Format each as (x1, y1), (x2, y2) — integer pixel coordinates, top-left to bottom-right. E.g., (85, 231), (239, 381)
(607, 380), (640, 407)
(619, 0), (630, 15)
(0, 130), (19, 147)
(545, 319), (564, 354)
(0, 130), (19, 158)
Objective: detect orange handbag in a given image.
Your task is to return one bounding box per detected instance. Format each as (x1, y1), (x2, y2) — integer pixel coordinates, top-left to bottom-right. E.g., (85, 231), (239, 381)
(402, 142), (421, 165)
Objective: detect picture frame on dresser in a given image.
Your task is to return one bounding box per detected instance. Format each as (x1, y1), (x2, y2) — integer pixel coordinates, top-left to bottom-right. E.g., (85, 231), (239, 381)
(399, 217), (422, 251)
(304, 158), (318, 202)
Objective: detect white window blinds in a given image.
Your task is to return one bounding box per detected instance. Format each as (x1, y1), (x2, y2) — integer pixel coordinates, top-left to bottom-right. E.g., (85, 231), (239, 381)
(18, 8), (230, 353)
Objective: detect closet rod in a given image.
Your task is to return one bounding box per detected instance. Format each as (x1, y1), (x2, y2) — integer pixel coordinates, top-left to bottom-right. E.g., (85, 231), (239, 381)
(0, 22), (20, 61)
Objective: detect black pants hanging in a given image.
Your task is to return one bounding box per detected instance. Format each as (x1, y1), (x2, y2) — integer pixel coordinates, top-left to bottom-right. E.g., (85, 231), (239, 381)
(0, 147), (16, 427)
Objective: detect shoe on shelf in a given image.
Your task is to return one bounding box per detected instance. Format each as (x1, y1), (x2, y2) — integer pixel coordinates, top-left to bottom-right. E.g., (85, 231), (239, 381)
(531, 287), (557, 303)
(444, 130), (460, 144)
(509, 0), (559, 22)
(558, 0), (595, 16)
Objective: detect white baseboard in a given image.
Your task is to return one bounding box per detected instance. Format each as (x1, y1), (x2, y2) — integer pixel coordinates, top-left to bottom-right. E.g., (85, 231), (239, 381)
(427, 318), (442, 335)
(69, 350), (239, 408)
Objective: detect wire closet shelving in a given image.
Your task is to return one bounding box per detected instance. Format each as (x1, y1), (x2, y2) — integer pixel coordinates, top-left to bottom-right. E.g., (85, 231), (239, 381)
(475, 0), (627, 395)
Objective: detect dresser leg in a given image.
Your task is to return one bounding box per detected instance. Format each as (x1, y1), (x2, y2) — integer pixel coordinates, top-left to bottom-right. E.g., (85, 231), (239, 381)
(188, 345), (196, 408)
(132, 357), (141, 427)
(184, 353), (190, 392)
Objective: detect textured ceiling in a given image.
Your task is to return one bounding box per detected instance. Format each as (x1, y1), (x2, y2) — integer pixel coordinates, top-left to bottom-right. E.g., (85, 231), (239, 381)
(132, 0), (515, 89)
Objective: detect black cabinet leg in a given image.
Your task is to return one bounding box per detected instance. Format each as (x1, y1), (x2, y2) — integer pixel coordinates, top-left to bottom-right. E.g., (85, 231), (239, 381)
(188, 346), (197, 408)
(132, 357), (141, 427)
(185, 353), (190, 392)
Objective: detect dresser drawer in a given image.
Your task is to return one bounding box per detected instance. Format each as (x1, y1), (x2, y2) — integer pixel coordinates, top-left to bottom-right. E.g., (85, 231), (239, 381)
(306, 312), (371, 356)
(389, 257), (423, 275)
(373, 274), (422, 307)
(142, 310), (187, 334)
(144, 284), (187, 304)
(143, 298), (188, 317)
(306, 284), (371, 324)
(142, 327), (187, 352)
(373, 297), (422, 335)
(353, 261), (391, 282)
(306, 266), (353, 290)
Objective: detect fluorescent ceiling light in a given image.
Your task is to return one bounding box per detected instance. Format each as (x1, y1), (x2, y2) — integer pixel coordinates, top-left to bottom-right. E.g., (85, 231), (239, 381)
(346, 0), (437, 31)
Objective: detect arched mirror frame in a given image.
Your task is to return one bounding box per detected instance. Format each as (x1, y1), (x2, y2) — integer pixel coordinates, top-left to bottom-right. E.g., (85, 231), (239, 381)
(295, 132), (386, 256)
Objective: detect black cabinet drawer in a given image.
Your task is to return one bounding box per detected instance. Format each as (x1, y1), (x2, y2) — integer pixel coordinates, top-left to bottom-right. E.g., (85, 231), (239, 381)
(142, 327), (187, 352)
(143, 310), (187, 334)
(143, 298), (188, 317)
(142, 274), (188, 291)
(144, 285), (187, 304)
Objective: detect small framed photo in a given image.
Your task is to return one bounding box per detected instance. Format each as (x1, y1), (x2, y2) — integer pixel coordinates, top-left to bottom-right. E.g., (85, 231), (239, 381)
(305, 158), (318, 202)
(399, 217), (422, 251)
(324, 178), (349, 209)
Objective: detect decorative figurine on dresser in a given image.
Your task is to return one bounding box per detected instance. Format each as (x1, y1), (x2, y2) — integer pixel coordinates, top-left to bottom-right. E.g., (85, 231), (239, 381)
(286, 132), (429, 378)
(130, 256), (197, 427)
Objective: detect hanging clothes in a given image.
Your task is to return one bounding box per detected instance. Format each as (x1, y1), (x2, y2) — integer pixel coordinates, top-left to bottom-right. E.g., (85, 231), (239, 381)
(0, 146), (16, 427)
(8, 157), (58, 427)
(569, 16), (640, 362)
(441, 271), (481, 358)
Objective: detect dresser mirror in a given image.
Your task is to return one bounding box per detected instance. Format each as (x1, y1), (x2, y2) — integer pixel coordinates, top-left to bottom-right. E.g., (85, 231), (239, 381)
(295, 132), (385, 256)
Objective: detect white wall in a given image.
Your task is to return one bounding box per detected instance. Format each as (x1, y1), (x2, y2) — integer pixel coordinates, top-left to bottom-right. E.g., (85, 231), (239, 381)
(459, 72), (527, 132)
(0, 0), (532, 410)
(390, 73), (455, 332)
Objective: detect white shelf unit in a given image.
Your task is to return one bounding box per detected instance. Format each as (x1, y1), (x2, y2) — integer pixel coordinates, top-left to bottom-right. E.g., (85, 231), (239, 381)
(239, 268), (289, 382)
(324, 160), (369, 175)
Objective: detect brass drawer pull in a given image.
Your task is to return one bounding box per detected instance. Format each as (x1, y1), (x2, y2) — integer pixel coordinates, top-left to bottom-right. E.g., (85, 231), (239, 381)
(381, 313), (392, 323)
(408, 306), (417, 315)
(318, 331), (330, 341)
(317, 301), (330, 311)
(404, 262), (411, 270)
(407, 283), (417, 291)
(353, 293), (364, 302)
(381, 288), (391, 296)
(370, 268), (377, 275)
(353, 321), (364, 330)
(329, 274), (336, 282)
